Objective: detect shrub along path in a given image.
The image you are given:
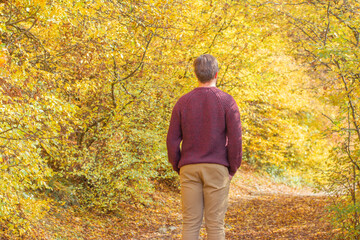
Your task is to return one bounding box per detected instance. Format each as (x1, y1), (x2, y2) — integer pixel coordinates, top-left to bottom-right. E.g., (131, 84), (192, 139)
(38, 166), (337, 239)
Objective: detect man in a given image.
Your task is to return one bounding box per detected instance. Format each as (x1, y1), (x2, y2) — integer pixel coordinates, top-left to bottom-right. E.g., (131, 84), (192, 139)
(166, 54), (242, 240)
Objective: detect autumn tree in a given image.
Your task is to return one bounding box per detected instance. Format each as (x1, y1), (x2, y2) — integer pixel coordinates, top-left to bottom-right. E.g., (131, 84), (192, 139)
(262, 0), (360, 238)
(0, 0), (333, 238)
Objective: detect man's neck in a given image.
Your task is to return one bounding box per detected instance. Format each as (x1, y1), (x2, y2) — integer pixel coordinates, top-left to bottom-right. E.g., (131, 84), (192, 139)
(198, 79), (217, 88)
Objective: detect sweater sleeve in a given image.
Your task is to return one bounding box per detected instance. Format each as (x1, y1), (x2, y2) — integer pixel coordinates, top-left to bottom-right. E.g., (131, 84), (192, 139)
(166, 102), (182, 173)
(226, 98), (242, 176)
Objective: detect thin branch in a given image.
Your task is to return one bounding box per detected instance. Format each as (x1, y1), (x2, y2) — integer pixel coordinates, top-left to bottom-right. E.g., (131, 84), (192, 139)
(329, 10), (359, 47)
(112, 30), (155, 85)
(0, 126), (17, 135)
(323, 1), (330, 46)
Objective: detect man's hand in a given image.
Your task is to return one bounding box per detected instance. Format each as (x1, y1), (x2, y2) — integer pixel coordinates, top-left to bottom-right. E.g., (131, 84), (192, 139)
(229, 175), (233, 181)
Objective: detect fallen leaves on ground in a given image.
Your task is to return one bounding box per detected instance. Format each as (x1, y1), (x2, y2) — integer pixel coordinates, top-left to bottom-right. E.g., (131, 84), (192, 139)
(36, 167), (338, 239)
(226, 194), (336, 240)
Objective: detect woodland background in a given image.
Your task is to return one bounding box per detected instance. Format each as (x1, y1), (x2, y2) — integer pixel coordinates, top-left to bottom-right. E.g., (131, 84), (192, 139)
(0, 0), (359, 239)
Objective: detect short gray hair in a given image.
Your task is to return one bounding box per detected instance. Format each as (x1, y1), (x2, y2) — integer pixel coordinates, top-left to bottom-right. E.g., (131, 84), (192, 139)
(193, 54), (219, 83)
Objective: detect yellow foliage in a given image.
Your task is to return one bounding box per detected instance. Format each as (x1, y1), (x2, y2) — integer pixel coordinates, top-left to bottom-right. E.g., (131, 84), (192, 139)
(0, 0), (340, 237)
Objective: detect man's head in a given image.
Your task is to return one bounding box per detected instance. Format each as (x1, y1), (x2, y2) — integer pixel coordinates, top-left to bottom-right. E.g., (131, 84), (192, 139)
(193, 54), (219, 83)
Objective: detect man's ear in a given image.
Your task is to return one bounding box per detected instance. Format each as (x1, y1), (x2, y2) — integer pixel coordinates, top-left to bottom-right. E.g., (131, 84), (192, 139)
(215, 72), (218, 79)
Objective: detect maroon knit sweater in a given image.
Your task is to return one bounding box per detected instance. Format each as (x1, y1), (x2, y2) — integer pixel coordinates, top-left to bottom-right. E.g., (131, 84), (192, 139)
(166, 87), (242, 176)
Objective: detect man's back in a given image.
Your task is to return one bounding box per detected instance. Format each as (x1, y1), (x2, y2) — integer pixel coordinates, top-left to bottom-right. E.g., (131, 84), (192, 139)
(166, 54), (242, 240)
(167, 86), (242, 176)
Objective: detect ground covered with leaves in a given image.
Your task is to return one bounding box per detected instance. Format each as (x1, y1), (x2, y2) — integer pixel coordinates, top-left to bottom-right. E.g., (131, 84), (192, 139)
(34, 167), (337, 239)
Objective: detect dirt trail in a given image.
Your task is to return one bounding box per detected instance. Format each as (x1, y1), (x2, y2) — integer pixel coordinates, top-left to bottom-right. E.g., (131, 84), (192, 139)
(225, 194), (333, 239)
(223, 168), (335, 239)
(39, 167), (337, 239)
(126, 167), (337, 239)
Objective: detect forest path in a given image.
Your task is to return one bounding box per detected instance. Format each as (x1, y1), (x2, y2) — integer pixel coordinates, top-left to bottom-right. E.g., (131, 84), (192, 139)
(223, 167), (336, 239)
(40, 166), (338, 239)
(122, 167), (337, 239)
(225, 193), (334, 239)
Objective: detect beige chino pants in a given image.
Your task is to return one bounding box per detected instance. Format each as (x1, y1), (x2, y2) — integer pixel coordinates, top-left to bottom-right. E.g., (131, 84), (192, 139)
(180, 163), (230, 240)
